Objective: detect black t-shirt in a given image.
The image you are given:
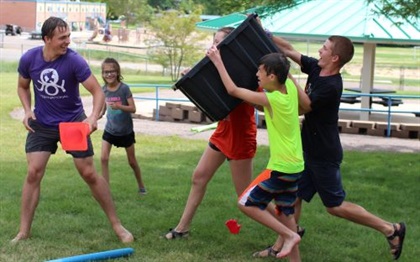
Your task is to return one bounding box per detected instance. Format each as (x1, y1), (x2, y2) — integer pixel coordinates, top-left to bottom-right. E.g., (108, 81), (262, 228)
(300, 55), (343, 163)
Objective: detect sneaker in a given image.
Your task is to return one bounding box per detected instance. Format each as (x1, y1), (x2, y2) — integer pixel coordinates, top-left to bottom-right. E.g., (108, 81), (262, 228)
(139, 188), (147, 195)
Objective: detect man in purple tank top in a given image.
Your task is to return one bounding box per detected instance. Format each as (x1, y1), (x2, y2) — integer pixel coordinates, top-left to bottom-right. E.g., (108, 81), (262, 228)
(13, 16), (133, 243)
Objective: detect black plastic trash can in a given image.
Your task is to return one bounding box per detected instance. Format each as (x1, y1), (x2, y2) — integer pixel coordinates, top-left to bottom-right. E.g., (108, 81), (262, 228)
(173, 14), (279, 121)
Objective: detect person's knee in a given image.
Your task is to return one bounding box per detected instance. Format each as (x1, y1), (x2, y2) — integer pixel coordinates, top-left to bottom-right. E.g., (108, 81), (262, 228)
(101, 154), (109, 163)
(237, 203), (247, 213)
(326, 205), (343, 217)
(78, 166), (97, 183)
(81, 173), (97, 184)
(26, 166), (45, 184)
(266, 202), (277, 216)
(127, 158), (138, 169)
(191, 169), (211, 187)
(26, 171), (42, 184)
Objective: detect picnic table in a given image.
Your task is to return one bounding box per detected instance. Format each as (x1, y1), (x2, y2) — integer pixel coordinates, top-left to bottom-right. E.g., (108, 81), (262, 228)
(343, 87), (403, 107)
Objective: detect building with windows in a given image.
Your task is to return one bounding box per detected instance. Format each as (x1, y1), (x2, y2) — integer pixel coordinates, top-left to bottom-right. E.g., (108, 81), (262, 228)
(0, 0), (106, 32)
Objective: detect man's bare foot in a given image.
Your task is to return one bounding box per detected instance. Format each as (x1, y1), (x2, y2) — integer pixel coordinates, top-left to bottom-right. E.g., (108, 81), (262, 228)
(113, 225), (134, 243)
(277, 233), (301, 258)
(11, 232), (29, 243)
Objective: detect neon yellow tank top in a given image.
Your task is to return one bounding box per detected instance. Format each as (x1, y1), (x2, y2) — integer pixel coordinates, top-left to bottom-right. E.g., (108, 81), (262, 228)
(264, 79), (304, 173)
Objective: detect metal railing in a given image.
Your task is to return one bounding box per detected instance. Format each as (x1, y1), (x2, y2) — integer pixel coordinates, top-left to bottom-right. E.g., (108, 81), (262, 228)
(129, 84), (419, 137)
(130, 83), (189, 121)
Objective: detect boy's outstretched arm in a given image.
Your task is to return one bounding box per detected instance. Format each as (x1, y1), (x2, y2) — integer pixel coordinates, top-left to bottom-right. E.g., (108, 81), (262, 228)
(207, 45), (269, 108)
(288, 73), (312, 115)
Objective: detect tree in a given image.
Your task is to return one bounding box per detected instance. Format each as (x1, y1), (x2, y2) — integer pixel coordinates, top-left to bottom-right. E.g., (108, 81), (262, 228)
(367, 0), (419, 26)
(147, 0), (174, 11)
(193, 0), (300, 15)
(249, 0), (307, 18)
(146, 9), (209, 81)
(85, 0), (153, 24)
(257, 0), (418, 25)
(147, 0), (197, 14)
(110, 0), (154, 25)
(193, 0), (418, 24)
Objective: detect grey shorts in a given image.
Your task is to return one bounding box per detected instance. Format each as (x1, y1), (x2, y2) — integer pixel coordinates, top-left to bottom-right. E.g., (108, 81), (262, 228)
(25, 118), (94, 158)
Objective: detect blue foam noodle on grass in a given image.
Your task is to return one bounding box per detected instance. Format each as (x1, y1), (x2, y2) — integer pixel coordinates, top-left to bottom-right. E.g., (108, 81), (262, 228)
(46, 247), (134, 262)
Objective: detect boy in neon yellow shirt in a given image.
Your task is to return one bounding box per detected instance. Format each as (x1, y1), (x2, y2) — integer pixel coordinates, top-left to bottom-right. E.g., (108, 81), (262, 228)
(207, 47), (303, 261)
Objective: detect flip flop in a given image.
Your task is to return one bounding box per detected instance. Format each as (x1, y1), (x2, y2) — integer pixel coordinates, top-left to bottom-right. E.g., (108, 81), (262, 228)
(252, 246), (279, 258)
(297, 225), (305, 238)
(387, 222), (406, 260)
(163, 228), (189, 240)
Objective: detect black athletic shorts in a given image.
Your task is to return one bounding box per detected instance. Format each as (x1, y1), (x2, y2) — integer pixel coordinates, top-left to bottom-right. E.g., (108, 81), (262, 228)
(102, 130), (135, 148)
(25, 118), (94, 158)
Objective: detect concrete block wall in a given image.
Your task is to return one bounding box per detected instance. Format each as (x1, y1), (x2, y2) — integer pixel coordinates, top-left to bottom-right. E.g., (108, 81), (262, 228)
(340, 120), (419, 139)
(151, 102), (212, 124)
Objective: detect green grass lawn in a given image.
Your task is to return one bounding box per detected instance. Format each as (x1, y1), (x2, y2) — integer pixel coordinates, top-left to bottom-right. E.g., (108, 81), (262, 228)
(0, 70), (419, 261)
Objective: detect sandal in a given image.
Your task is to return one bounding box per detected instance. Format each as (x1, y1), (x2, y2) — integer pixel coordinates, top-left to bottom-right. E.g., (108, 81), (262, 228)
(252, 246), (280, 258)
(163, 228), (189, 240)
(387, 222), (406, 260)
(297, 225), (305, 238)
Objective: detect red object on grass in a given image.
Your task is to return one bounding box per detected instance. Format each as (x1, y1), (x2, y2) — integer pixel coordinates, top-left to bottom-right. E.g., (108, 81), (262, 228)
(59, 122), (90, 151)
(225, 219), (241, 234)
